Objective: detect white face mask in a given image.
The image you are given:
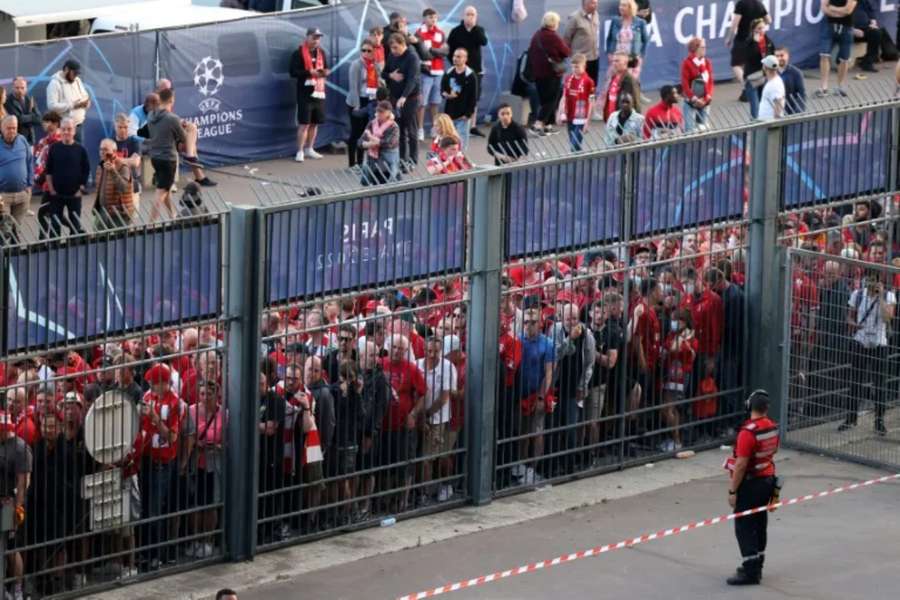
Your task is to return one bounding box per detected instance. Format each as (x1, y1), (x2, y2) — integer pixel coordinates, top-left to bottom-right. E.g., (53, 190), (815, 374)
(684, 282), (696, 296)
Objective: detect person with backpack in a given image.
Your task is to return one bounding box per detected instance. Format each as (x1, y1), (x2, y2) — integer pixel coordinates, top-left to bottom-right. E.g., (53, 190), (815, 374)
(527, 12), (571, 135)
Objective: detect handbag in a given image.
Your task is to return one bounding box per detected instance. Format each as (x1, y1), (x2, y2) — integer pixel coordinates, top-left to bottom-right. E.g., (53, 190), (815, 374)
(536, 32), (567, 76)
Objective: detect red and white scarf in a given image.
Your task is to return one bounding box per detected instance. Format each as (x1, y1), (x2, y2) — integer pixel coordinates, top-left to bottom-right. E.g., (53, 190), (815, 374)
(363, 57), (379, 99)
(282, 386), (323, 474)
(302, 44), (327, 99)
(365, 114), (395, 160)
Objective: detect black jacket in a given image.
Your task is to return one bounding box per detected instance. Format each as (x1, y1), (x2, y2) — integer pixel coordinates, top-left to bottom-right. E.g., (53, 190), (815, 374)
(289, 46), (328, 100)
(487, 121), (529, 165)
(361, 367), (390, 438)
(447, 22), (488, 73)
(308, 379), (336, 450)
(385, 48), (421, 101)
(441, 66), (479, 119)
(4, 94), (41, 144)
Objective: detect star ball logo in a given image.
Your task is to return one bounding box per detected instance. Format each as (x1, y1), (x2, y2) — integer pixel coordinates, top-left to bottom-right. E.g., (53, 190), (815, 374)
(187, 56), (243, 138)
(193, 56), (224, 113)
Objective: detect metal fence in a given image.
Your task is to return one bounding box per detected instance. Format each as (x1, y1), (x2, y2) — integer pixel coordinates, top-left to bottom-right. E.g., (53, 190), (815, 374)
(782, 247), (900, 470)
(2, 99), (900, 598)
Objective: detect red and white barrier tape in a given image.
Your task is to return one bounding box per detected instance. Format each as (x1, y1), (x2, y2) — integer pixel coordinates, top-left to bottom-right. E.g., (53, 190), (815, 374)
(397, 473), (900, 600)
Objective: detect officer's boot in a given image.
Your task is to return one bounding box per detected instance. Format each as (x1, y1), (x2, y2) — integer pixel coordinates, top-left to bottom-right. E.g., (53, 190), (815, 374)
(727, 558), (761, 585)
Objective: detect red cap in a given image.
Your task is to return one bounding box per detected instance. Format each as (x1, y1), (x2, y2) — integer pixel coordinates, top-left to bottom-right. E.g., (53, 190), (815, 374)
(144, 363), (172, 385)
(555, 290), (574, 304)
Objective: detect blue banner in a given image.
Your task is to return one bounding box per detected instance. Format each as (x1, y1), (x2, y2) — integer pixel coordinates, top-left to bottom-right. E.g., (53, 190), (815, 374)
(266, 183), (466, 304)
(782, 108), (892, 207)
(505, 157), (623, 258)
(4, 223), (221, 353)
(633, 133), (747, 235)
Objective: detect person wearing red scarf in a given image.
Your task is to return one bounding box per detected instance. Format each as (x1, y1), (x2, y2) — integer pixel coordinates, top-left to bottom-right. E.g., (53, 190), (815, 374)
(347, 40), (383, 168)
(289, 27), (331, 163)
(681, 37), (713, 132)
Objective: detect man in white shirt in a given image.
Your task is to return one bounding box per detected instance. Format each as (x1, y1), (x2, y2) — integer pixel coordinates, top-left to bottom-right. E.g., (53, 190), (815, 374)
(757, 55), (785, 120)
(839, 274), (896, 435)
(46, 60), (90, 143)
(416, 336), (458, 504)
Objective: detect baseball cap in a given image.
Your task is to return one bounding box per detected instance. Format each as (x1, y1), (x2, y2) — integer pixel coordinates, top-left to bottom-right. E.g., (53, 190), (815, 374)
(63, 59), (81, 73)
(761, 55), (779, 70)
(307, 27), (324, 38)
(144, 363), (172, 385)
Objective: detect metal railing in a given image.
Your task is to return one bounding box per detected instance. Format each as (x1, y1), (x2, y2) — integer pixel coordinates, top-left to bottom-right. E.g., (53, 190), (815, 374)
(1, 99), (899, 598)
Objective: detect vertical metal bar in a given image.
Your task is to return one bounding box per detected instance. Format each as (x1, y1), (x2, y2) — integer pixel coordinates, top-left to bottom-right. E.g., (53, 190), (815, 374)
(779, 247), (793, 434)
(224, 206), (263, 560)
(465, 172), (504, 504)
(887, 107), (900, 254)
(746, 124), (786, 418)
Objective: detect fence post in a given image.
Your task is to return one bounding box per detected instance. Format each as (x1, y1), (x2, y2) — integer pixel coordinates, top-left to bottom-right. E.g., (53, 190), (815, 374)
(465, 172), (505, 504)
(746, 125), (787, 419)
(224, 206), (263, 561)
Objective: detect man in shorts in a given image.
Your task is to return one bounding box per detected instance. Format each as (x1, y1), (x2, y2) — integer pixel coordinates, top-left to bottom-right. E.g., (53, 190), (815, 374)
(145, 88), (185, 221)
(290, 28), (330, 162)
(516, 308), (555, 485)
(416, 336), (457, 505)
(817, 0), (857, 97)
(415, 8), (448, 141)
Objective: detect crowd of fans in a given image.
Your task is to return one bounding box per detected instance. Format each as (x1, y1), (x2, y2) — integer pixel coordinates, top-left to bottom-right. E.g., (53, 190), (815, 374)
(6, 0), (899, 236)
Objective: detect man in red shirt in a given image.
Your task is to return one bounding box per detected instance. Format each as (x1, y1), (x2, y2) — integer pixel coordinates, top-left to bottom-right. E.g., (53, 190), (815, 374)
(628, 278), (663, 418)
(137, 363), (182, 571)
(643, 84), (685, 139)
(379, 334), (426, 511)
(679, 267), (725, 383)
(725, 390), (779, 586)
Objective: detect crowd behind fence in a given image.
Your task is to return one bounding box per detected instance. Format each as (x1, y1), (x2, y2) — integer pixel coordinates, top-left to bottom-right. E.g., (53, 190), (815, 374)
(0, 100), (898, 598)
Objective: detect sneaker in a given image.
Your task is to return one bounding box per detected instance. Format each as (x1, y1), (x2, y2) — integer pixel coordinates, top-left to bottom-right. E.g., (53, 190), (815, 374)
(196, 176), (217, 187)
(543, 125), (557, 135)
(834, 88), (848, 98)
(814, 88), (829, 98)
(837, 421), (856, 432)
(860, 62), (878, 73)
(184, 541), (197, 558)
(13, 589), (23, 600)
(529, 125), (544, 137)
(305, 148), (324, 160)
(294, 150), (305, 162)
(510, 464), (526, 479)
(122, 566), (139, 578)
(470, 127), (486, 138)
(417, 128), (425, 142)
(277, 522), (292, 541)
(524, 467), (545, 485)
(196, 543), (214, 558)
(658, 439), (676, 453)
(437, 484), (454, 502)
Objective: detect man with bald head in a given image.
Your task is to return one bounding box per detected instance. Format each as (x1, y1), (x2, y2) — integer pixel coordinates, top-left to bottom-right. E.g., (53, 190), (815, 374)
(0, 115), (33, 240)
(5, 77), (41, 144)
(128, 93), (160, 138)
(448, 6), (489, 136)
(305, 355), (335, 473)
(550, 302), (596, 474)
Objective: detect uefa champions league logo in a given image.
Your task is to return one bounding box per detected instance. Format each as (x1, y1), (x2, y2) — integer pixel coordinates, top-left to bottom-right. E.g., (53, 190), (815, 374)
(193, 56), (224, 113)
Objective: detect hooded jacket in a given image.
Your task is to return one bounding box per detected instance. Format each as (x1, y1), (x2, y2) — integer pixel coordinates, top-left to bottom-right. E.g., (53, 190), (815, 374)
(45, 71), (90, 126)
(146, 109), (187, 162)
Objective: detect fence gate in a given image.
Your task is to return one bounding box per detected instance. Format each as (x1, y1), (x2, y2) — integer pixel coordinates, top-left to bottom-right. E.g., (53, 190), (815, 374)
(783, 248), (900, 469)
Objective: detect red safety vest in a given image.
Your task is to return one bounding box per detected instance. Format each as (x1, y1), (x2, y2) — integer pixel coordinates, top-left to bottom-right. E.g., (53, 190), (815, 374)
(724, 416), (779, 478)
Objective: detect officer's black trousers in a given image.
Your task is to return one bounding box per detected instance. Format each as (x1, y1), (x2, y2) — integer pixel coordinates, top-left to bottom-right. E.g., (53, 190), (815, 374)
(734, 476), (775, 576)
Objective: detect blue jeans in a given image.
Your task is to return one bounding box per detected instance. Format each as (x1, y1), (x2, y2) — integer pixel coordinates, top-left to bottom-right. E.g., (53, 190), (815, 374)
(745, 80), (762, 119)
(526, 82), (540, 125)
(683, 100), (709, 131)
(453, 118), (470, 150)
(568, 123), (585, 151)
(361, 149), (399, 185)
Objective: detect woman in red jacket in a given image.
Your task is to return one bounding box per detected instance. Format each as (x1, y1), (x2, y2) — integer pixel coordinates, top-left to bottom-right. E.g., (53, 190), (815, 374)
(527, 11), (571, 135)
(681, 37), (713, 132)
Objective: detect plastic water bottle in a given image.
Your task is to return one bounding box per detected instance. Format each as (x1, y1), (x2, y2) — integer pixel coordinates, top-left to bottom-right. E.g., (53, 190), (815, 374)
(380, 516), (397, 527)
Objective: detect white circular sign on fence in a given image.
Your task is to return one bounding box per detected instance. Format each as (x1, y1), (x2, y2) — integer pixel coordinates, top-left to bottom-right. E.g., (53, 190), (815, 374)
(84, 390), (139, 465)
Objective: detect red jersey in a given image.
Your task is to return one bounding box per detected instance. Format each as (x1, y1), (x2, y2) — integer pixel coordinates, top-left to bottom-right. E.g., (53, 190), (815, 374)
(734, 416), (779, 478)
(417, 24), (447, 75)
(15, 409), (40, 446)
(662, 332), (698, 392)
(499, 332), (523, 388)
(790, 269), (819, 334)
(642, 101), (685, 139)
(561, 72), (595, 125)
(679, 290), (724, 355)
(380, 358), (427, 432)
(604, 72), (623, 120)
(138, 390), (182, 463)
(632, 300), (661, 370)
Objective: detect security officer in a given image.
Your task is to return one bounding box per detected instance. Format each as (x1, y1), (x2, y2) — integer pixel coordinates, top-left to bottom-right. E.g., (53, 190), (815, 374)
(725, 389), (779, 585)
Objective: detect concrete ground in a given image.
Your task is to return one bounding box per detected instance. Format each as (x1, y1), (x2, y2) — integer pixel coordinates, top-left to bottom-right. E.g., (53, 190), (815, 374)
(89, 448), (900, 600)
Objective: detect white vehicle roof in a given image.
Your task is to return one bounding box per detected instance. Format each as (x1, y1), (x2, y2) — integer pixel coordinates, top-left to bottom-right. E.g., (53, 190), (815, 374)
(2, 0), (185, 28)
(91, 4), (253, 33)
